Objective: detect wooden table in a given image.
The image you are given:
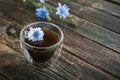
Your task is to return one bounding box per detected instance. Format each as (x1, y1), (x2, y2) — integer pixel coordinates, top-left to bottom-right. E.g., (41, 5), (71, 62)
(0, 0), (120, 80)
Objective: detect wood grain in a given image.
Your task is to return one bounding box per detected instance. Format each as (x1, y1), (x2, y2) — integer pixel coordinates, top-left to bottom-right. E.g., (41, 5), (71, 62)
(56, 50), (118, 80)
(0, 0), (119, 77)
(0, 0), (120, 80)
(107, 0), (120, 4)
(48, 0), (120, 34)
(0, 42), (118, 80)
(1, 14), (117, 80)
(46, 1), (120, 53)
(62, 27), (120, 78)
(73, 0), (120, 17)
(0, 73), (13, 80)
(0, 43), (66, 80)
(1, 0), (120, 53)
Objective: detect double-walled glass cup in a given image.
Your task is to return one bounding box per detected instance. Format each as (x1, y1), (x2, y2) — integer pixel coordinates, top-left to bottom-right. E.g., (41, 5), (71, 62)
(20, 22), (63, 68)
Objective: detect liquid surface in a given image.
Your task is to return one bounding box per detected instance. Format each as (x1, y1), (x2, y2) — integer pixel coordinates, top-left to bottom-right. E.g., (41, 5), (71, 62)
(25, 29), (59, 47)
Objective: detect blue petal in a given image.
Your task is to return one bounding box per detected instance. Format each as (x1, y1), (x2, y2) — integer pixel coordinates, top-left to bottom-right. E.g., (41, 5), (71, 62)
(56, 3), (70, 19)
(36, 6), (50, 19)
(40, 0), (45, 3)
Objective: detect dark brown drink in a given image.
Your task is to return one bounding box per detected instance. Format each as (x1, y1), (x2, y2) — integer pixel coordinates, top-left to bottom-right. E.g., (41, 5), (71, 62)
(25, 29), (59, 62)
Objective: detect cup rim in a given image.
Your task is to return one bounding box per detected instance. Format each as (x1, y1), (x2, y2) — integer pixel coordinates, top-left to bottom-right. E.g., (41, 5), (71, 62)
(20, 22), (64, 49)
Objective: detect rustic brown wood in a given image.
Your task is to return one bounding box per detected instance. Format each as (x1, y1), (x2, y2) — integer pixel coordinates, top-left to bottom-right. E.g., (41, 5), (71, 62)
(46, 1), (120, 53)
(48, 0), (120, 34)
(0, 13), (118, 80)
(0, 73), (13, 80)
(0, 0), (119, 78)
(0, 42), (118, 80)
(0, 17), (78, 80)
(2, 15), (120, 79)
(1, 0), (120, 53)
(107, 0), (120, 4)
(73, 0), (120, 17)
(62, 29), (120, 78)
(0, 43), (67, 80)
(56, 50), (118, 80)
(0, 0), (120, 80)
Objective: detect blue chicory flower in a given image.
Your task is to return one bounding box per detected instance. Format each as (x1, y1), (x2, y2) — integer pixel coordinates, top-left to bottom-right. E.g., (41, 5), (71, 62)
(40, 0), (45, 3)
(56, 3), (70, 19)
(36, 6), (50, 19)
(27, 27), (44, 41)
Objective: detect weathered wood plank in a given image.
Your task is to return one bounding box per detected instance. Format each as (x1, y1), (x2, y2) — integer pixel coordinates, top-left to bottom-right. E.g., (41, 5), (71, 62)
(73, 0), (120, 17)
(0, 19), (67, 80)
(0, 44), (66, 80)
(1, 35), (116, 80)
(62, 28), (120, 79)
(107, 0), (120, 4)
(0, 42), (118, 80)
(1, 0), (120, 53)
(46, 1), (120, 53)
(0, 1), (35, 25)
(0, 16), (10, 39)
(0, 15), (79, 80)
(56, 50), (118, 80)
(49, 64), (78, 80)
(1, 64), (54, 80)
(0, 14), (109, 80)
(3, 14), (119, 79)
(0, 73), (13, 80)
(48, 0), (120, 34)
(0, 0), (119, 79)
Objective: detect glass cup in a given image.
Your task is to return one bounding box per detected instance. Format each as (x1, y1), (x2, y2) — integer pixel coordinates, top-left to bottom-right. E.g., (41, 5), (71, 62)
(20, 22), (63, 68)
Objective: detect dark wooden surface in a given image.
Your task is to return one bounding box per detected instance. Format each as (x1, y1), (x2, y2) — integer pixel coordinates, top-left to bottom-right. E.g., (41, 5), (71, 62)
(0, 0), (120, 80)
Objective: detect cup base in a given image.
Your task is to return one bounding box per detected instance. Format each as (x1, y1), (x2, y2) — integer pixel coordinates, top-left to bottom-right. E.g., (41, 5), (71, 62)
(32, 59), (52, 69)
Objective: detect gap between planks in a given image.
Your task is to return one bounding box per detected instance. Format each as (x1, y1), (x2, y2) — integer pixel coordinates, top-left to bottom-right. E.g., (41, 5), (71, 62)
(0, 0), (119, 79)
(0, 14), (120, 79)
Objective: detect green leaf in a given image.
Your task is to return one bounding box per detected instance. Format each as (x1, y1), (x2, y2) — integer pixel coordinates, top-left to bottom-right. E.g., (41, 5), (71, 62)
(36, 3), (43, 7)
(32, 2), (37, 7)
(48, 7), (53, 13)
(23, 0), (26, 2)
(47, 16), (51, 21)
(68, 15), (74, 19)
(71, 19), (77, 26)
